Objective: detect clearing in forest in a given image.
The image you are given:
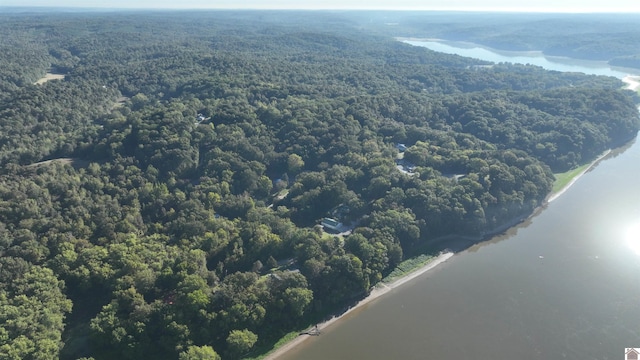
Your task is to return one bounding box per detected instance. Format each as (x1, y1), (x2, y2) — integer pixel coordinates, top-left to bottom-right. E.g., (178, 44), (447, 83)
(34, 73), (65, 85)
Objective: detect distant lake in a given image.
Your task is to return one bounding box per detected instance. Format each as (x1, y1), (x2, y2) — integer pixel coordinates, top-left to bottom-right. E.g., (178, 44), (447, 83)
(277, 42), (640, 360)
(404, 39), (640, 79)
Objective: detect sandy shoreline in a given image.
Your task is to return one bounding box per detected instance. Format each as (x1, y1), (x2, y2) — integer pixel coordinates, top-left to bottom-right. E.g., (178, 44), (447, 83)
(546, 149), (611, 203)
(262, 251), (454, 360)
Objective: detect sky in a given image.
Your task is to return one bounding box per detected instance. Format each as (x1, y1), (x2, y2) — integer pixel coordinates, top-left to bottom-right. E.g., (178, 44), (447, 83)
(2, 0), (639, 12)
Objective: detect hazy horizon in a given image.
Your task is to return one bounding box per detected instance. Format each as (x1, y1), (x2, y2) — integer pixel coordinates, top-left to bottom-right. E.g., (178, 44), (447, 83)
(2, 0), (639, 13)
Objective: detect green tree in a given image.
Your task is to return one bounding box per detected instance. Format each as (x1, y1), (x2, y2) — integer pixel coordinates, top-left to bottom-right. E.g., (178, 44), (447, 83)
(0, 265), (72, 360)
(226, 329), (258, 358)
(287, 154), (305, 174)
(178, 345), (221, 360)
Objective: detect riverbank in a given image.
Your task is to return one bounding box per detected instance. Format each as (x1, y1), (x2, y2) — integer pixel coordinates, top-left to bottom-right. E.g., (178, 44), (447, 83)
(261, 251), (454, 360)
(259, 148), (614, 360)
(547, 149), (611, 203)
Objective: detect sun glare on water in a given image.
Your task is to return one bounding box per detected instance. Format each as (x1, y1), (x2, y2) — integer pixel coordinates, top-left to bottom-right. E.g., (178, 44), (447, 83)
(625, 222), (640, 256)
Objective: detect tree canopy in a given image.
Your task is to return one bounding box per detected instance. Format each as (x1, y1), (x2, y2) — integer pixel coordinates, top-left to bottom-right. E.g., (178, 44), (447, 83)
(0, 9), (638, 360)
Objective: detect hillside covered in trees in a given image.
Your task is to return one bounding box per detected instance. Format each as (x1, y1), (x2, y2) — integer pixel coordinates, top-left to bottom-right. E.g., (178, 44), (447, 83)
(0, 10), (638, 360)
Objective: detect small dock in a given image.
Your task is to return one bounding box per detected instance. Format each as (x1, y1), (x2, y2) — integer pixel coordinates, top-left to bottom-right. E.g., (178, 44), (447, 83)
(299, 325), (321, 336)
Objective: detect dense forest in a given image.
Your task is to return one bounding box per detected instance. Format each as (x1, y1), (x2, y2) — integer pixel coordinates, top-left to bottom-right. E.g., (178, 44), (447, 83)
(361, 12), (640, 69)
(0, 10), (638, 360)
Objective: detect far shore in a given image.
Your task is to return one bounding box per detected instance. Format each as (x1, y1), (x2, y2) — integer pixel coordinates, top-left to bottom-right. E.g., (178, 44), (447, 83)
(396, 36), (443, 42)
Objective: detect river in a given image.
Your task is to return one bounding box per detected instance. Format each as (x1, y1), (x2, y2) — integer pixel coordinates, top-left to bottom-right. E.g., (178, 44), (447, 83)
(404, 39), (640, 79)
(277, 42), (640, 360)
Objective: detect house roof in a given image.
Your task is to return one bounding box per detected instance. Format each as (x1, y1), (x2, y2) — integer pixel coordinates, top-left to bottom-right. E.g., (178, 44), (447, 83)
(321, 218), (341, 228)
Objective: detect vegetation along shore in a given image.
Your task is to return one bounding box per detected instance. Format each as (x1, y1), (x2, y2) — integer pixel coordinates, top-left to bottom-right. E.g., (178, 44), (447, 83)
(253, 141), (627, 360)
